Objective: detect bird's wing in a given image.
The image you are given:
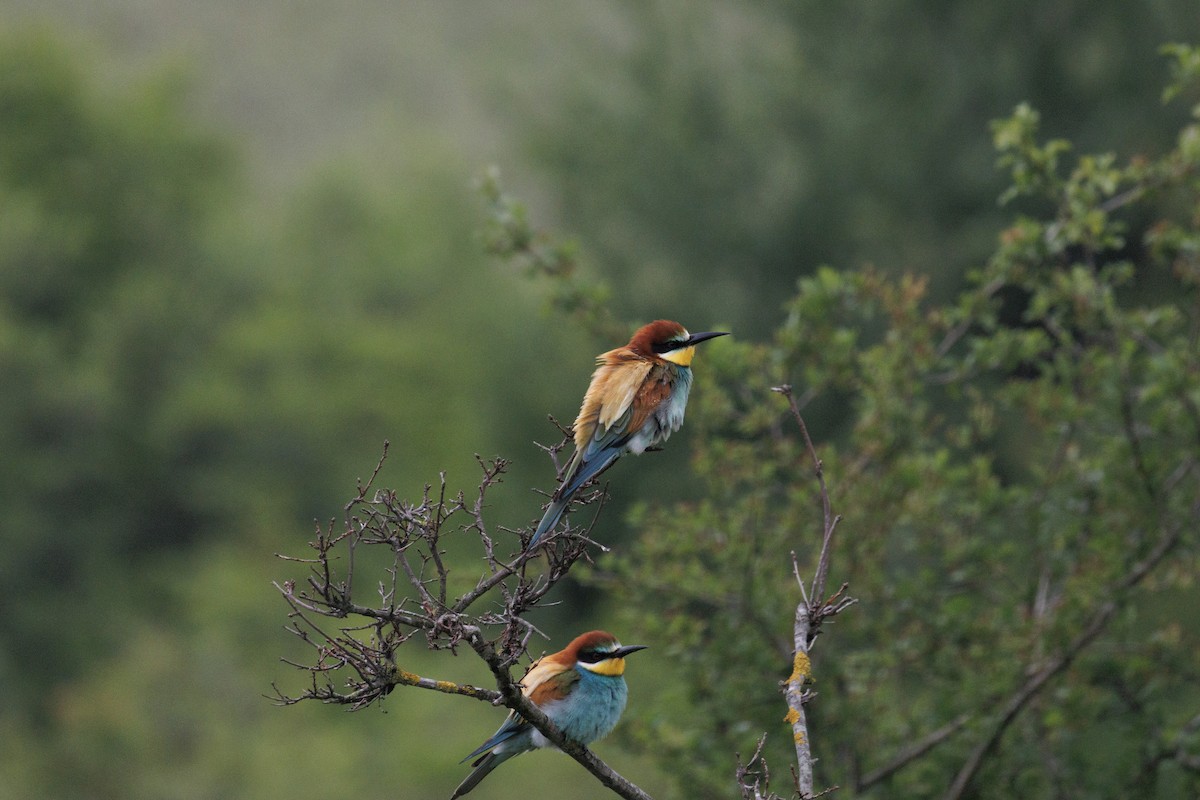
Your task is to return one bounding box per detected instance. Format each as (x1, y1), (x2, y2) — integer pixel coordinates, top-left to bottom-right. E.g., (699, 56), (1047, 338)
(595, 357), (651, 433)
(553, 352), (653, 502)
(574, 351), (653, 453)
(527, 667), (580, 706)
(518, 655), (563, 697)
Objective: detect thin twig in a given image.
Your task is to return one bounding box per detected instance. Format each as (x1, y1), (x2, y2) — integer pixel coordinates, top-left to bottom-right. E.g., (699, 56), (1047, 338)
(736, 734), (773, 800)
(856, 714), (971, 790)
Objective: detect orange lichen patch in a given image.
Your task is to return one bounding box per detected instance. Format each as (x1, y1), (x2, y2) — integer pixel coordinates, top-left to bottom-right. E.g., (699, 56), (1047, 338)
(788, 650), (812, 684)
(784, 707), (807, 745)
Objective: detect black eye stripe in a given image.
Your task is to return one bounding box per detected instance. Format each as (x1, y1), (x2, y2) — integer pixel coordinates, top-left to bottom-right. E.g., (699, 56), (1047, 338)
(578, 649), (614, 663)
(652, 339), (687, 354)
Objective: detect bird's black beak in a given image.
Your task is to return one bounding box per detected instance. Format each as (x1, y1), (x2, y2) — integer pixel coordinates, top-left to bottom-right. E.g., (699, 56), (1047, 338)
(685, 331), (730, 346)
(613, 645), (648, 658)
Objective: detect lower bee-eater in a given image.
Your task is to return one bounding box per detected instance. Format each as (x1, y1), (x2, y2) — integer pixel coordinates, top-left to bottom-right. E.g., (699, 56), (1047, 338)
(450, 630), (647, 798)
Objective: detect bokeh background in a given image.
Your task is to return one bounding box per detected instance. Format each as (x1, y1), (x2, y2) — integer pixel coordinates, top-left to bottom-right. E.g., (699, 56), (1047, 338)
(1, 2), (1197, 798)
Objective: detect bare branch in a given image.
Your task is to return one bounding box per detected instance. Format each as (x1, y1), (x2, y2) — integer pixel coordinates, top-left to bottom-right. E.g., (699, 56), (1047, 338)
(772, 385), (837, 605)
(735, 734), (774, 800)
(768, 384), (858, 799)
(274, 436), (650, 800)
(388, 667), (500, 702)
(785, 600), (815, 797)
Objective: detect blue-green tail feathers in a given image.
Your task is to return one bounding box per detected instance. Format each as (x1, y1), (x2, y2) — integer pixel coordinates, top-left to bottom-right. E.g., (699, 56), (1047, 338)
(451, 719), (528, 799)
(528, 448), (623, 548)
(449, 748), (520, 799)
(460, 718), (523, 763)
(528, 496), (570, 549)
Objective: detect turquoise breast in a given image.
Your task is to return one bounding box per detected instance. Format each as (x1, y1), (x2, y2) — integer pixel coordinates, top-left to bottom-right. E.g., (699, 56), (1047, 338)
(548, 670), (628, 745)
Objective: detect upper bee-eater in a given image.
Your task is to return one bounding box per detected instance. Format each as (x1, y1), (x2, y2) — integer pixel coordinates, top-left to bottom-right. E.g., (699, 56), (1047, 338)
(450, 630), (647, 798)
(528, 319), (729, 548)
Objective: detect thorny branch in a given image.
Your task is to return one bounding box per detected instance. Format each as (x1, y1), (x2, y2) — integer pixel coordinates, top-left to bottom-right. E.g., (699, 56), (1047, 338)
(272, 435), (649, 799)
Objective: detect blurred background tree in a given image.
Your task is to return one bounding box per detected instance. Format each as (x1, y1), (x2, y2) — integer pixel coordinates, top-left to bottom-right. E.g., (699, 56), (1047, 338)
(598, 98), (1200, 798)
(0, 2), (1197, 798)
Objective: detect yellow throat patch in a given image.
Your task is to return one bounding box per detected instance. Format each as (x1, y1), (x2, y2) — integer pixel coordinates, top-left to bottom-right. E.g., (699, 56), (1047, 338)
(581, 657), (626, 677)
(660, 345), (696, 367)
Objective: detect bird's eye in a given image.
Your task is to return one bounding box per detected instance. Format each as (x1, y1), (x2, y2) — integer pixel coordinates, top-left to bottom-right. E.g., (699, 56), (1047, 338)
(577, 649), (612, 663)
(652, 339), (685, 354)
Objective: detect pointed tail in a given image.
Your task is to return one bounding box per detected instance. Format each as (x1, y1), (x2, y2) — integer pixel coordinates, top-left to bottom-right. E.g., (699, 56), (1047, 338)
(527, 448), (624, 550)
(528, 496), (570, 549)
(449, 749), (519, 799)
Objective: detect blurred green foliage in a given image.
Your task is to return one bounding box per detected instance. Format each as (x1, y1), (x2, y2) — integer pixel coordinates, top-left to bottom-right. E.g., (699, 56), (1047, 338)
(0, 5), (1198, 800)
(597, 56), (1200, 798)
(0, 28), (237, 696)
(0, 25), (605, 800)
(521, 1), (1200, 335)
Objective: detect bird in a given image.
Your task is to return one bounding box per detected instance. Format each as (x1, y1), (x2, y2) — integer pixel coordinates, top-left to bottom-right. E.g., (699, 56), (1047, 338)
(450, 630), (647, 798)
(527, 319), (729, 549)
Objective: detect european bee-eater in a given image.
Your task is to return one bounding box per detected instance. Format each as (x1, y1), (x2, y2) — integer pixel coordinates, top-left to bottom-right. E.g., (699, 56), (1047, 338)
(450, 630), (646, 798)
(528, 319), (728, 548)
